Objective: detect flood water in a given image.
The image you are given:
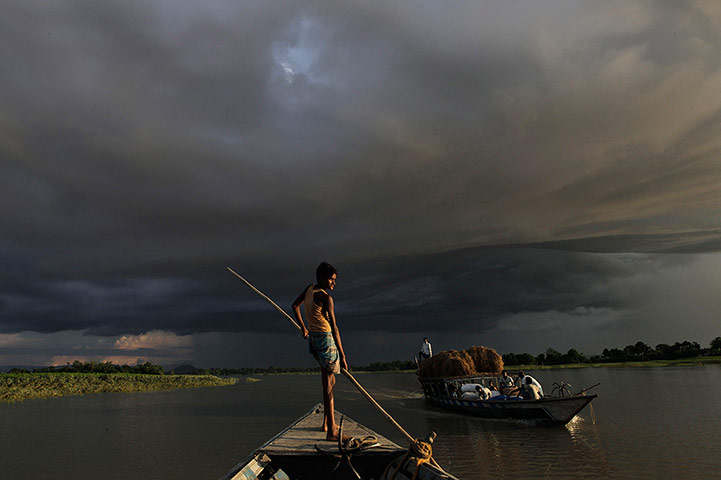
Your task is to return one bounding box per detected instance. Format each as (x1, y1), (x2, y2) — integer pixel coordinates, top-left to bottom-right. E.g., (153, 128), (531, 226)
(1, 365), (720, 479)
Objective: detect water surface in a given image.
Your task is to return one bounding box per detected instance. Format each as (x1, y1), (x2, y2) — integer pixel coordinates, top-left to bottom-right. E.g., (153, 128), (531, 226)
(1, 366), (720, 479)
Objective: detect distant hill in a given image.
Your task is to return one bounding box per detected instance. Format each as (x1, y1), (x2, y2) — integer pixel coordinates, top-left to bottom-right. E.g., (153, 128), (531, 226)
(170, 364), (200, 374)
(1, 365), (44, 373)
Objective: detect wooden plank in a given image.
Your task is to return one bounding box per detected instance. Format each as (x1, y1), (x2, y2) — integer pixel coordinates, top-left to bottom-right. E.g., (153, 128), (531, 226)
(261, 404), (402, 456)
(220, 404), (461, 480)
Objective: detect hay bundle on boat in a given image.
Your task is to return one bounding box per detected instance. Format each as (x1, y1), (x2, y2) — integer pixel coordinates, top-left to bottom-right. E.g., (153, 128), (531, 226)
(466, 346), (504, 374)
(418, 349), (476, 379)
(418, 346), (504, 379)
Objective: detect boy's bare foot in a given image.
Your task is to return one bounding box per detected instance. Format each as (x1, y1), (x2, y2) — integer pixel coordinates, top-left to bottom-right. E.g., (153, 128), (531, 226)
(321, 422), (337, 432)
(325, 424), (351, 442)
(326, 432), (352, 442)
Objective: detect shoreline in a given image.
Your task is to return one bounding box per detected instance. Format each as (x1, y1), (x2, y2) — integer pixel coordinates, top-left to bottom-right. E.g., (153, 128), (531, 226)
(4, 355), (718, 403)
(241, 355), (721, 376)
(0, 372), (237, 403)
(508, 355), (721, 370)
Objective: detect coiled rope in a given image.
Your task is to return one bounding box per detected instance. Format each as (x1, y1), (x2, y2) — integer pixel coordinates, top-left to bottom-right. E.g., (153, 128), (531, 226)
(343, 435), (378, 452)
(385, 437), (435, 480)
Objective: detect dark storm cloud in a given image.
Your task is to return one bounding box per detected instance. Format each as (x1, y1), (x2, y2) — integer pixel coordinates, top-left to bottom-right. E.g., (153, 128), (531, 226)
(2, 1), (721, 365)
(1, 1), (304, 258)
(337, 244), (649, 333)
(524, 230), (721, 254)
(4, 235), (709, 337)
(3, 0), (721, 265)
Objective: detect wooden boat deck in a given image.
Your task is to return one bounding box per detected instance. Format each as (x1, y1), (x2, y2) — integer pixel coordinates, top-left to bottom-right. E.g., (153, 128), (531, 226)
(260, 404), (402, 456)
(220, 404), (426, 480)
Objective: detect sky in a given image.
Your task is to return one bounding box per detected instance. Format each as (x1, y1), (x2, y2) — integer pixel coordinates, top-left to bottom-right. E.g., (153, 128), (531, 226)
(2, 0), (721, 369)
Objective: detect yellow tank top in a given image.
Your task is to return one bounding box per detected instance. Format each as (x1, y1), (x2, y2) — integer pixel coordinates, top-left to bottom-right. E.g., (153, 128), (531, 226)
(304, 285), (332, 333)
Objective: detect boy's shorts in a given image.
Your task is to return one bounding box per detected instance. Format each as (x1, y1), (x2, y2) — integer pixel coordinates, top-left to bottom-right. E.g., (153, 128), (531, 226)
(308, 332), (340, 374)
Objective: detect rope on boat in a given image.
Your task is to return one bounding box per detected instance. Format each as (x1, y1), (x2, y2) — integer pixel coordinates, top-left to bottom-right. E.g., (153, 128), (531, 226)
(384, 436), (435, 480)
(343, 435), (378, 452)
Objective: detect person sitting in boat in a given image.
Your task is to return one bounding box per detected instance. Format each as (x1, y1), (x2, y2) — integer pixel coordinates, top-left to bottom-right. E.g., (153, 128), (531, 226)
(459, 383), (483, 399)
(474, 384), (493, 400)
(519, 376), (542, 400)
(516, 370), (544, 397)
(487, 380), (502, 398)
(419, 337), (432, 360)
(499, 370), (517, 396)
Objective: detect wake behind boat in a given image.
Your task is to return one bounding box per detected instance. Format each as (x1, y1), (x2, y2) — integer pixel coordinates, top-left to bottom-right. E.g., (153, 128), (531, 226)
(219, 404), (459, 480)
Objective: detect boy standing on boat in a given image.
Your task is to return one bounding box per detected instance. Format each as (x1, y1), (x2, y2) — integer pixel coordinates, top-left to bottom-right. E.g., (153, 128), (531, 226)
(292, 262), (348, 441)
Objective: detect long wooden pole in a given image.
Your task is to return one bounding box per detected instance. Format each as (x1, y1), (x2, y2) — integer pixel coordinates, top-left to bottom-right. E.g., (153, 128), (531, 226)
(340, 367), (414, 442)
(226, 267), (302, 333)
(226, 266), (414, 442)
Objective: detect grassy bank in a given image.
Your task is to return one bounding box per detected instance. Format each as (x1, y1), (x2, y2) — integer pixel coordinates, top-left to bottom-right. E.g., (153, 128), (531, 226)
(0, 373), (237, 403)
(511, 355), (721, 370)
(202, 355), (721, 377)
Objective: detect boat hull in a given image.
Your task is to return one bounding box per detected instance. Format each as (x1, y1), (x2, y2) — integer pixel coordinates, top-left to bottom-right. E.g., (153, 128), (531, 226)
(424, 393), (596, 424)
(420, 376), (597, 425)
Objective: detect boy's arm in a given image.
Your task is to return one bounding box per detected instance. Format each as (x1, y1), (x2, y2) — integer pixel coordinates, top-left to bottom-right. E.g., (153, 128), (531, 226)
(291, 287), (310, 338)
(326, 295), (347, 370)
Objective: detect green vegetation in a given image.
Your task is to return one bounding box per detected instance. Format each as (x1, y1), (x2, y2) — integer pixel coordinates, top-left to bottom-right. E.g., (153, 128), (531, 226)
(509, 356), (721, 370)
(502, 336), (721, 367)
(361, 360), (417, 371)
(193, 366), (320, 376)
(0, 372), (236, 403)
(7, 337), (715, 403)
(9, 360), (166, 375)
(180, 359), (418, 376)
(165, 347), (721, 377)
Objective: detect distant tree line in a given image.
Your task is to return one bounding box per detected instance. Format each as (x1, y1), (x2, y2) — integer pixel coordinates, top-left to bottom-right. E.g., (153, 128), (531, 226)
(7, 360), (418, 376)
(10, 336), (718, 375)
(362, 360), (417, 371)
(189, 360), (417, 376)
(502, 336), (721, 366)
(9, 361), (164, 375)
(194, 366), (318, 375)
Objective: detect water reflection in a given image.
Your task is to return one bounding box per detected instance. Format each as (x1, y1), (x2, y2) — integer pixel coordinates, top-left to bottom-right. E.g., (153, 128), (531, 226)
(424, 412), (611, 479)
